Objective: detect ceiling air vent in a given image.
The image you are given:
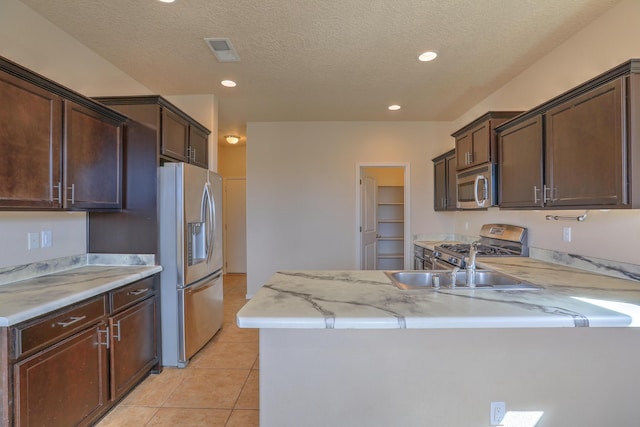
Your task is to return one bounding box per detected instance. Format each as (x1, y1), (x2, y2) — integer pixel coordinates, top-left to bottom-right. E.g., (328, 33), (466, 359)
(204, 37), (240, 62)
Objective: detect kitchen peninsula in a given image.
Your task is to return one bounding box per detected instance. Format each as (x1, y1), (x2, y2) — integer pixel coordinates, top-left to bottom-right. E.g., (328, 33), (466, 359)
(237, 257), (640, 427)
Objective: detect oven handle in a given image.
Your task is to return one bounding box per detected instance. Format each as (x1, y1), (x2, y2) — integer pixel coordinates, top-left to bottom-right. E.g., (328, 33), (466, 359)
(474, 175), (487, 207)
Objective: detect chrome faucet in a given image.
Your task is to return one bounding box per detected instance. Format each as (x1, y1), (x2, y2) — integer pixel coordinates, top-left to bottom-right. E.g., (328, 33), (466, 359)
(465, 241), (479, 287)
(450, 266), (460, 288)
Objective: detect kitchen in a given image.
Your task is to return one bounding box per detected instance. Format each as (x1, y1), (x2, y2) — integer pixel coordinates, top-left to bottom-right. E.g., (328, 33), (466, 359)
(1, 0), (640, 426)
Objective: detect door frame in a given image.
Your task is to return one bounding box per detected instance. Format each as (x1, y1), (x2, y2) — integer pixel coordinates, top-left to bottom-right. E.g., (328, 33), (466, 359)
(355, 162), (411, 270)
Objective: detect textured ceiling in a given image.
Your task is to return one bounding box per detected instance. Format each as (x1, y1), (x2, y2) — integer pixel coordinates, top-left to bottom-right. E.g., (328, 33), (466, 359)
(20, 0), (621, 144)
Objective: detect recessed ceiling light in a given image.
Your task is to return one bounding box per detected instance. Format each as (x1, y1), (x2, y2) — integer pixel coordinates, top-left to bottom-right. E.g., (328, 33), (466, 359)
(157, 0), (175, 3)
(418, 51), (438, 62)
(221, 80), (237, 88)
(388, 105), (401, 111)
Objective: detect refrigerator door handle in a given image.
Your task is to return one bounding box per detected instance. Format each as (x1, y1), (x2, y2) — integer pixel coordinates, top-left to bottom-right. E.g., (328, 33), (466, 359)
(208, 182), (216, 263)
(203, 182), (215, 263)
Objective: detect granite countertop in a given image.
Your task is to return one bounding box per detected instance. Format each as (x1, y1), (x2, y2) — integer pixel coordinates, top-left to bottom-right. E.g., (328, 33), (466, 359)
(0, 254), (162, 327)
(237, 256), (640, 330)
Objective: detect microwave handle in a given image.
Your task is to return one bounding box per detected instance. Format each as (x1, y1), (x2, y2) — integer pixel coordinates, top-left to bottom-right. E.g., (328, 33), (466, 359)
(474, 175), (487, 207)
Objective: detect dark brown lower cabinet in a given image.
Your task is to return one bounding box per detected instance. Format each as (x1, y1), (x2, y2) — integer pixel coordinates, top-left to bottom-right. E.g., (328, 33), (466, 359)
(2, 275), (159, 426)
(14, 325), (109, 427)
(110, 296), (158, 400)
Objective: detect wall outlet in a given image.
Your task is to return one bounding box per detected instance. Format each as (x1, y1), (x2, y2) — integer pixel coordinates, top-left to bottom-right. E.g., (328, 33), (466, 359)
(490, 401), (506, 425)
(41, 230), (52, 248)
(562, 226), (572, 242)
(28, 232), (40, 250)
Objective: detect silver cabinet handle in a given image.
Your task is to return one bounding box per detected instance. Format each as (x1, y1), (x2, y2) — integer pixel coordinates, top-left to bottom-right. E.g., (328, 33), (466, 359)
(67, 183), (75, 204)
(191, 147), (196, 162)
(543, 185), (557, 203)
(112, 320), (121, 342)
(127, 288), (149, 296)
(98, 325), (110, 348)
(53, 182), (63, 205)
(533, 186), (540, 204)
(56, 315), (86, 328)
(186, 146), (192, 162)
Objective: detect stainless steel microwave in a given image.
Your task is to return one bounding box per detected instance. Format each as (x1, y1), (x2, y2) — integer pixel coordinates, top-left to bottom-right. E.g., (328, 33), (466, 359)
(456, 163), (497, 209)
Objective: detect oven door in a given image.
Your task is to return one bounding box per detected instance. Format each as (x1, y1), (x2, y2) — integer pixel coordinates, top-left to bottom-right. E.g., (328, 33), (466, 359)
(456, 163), (496, 209)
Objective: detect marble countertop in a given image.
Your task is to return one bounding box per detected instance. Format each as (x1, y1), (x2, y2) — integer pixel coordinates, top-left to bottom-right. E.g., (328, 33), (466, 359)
(237, 256), (640, 330)
(0, 254), (162, 326)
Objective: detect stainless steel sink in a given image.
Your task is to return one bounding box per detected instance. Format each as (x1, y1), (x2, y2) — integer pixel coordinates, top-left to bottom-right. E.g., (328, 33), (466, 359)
(385, 270), (541, 291)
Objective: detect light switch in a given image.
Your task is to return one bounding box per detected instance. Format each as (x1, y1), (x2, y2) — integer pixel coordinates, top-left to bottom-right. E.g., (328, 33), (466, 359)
(41, 230), (52, 248)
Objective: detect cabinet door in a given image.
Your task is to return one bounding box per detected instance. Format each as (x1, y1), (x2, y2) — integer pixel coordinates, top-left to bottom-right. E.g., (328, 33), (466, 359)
(498, 116), (544, 208)
(445, 154), (457, 210)
(161, 108), (189, 161)
(545, 78), (625, 207)
(189, 126), (209, 168)
(0, 70), (62, 209)
(433, 158), (447, 211)
(64, 100), (123, 209)
(456, 122), (491, 170)
(470, 121), (491, 165)
(110, 297), (158, 400)
(455, 132), (472, 170)
(14, 325), (109, 427)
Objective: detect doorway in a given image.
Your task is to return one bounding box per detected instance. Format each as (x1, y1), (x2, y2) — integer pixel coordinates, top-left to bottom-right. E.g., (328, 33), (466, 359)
(357, 163), (410, 270)
(223, 177), (247, 273)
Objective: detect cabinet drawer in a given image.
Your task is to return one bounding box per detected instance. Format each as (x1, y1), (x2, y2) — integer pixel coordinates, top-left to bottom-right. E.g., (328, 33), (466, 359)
(15, 296), (107, 359)
(111, 276), (156, 312)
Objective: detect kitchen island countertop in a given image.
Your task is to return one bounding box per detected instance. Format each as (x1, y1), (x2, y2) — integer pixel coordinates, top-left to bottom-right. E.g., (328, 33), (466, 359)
(237, 256), (640, 329)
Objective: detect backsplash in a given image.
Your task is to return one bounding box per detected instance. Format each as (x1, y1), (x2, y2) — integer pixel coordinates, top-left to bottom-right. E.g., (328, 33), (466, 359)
(530, 248), (640, 282)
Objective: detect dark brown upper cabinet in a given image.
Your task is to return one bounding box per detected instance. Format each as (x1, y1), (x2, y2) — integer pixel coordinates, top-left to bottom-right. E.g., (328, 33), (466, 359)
(452, 111), (522, 171)
(94, 96), (210, 169)
(545, 79), (624, 207)
(0, 57), (125, 210)
(498, 115), (544, 208)
(433, 149), (457, 211)
(497, 59), (640, 209)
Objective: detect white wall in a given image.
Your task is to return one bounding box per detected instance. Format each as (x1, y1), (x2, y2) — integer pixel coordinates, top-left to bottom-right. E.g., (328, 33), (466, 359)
(450, 0), (640, 265)
(0, 0), (218, 268)
(246, 121), (453, 296)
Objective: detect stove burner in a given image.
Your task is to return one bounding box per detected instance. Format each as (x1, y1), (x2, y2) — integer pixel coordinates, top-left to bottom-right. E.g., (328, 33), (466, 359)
(437, 243), (514, 257)
(430, 224), (528, 269)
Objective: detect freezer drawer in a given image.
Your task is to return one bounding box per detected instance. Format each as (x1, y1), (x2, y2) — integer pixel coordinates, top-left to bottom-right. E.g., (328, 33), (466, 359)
(180, 273), (223, 364)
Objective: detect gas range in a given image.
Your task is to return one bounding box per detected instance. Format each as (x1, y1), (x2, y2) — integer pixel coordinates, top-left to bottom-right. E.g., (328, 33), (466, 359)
(433, 224), (528, 269)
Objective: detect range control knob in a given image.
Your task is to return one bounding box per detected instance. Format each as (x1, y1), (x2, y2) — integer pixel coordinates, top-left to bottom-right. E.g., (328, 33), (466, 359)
(449, 257), (457, 265)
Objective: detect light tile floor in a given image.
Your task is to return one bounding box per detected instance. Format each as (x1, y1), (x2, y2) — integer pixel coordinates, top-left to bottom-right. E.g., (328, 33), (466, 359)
(96, 274), (258, 427)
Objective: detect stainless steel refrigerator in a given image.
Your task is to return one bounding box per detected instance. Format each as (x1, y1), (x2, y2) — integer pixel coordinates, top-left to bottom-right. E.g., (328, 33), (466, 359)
(159, 162), (223, 367)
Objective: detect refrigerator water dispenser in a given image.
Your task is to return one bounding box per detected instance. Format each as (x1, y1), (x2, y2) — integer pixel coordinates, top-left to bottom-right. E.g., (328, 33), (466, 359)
(187, 221), (207, 265)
